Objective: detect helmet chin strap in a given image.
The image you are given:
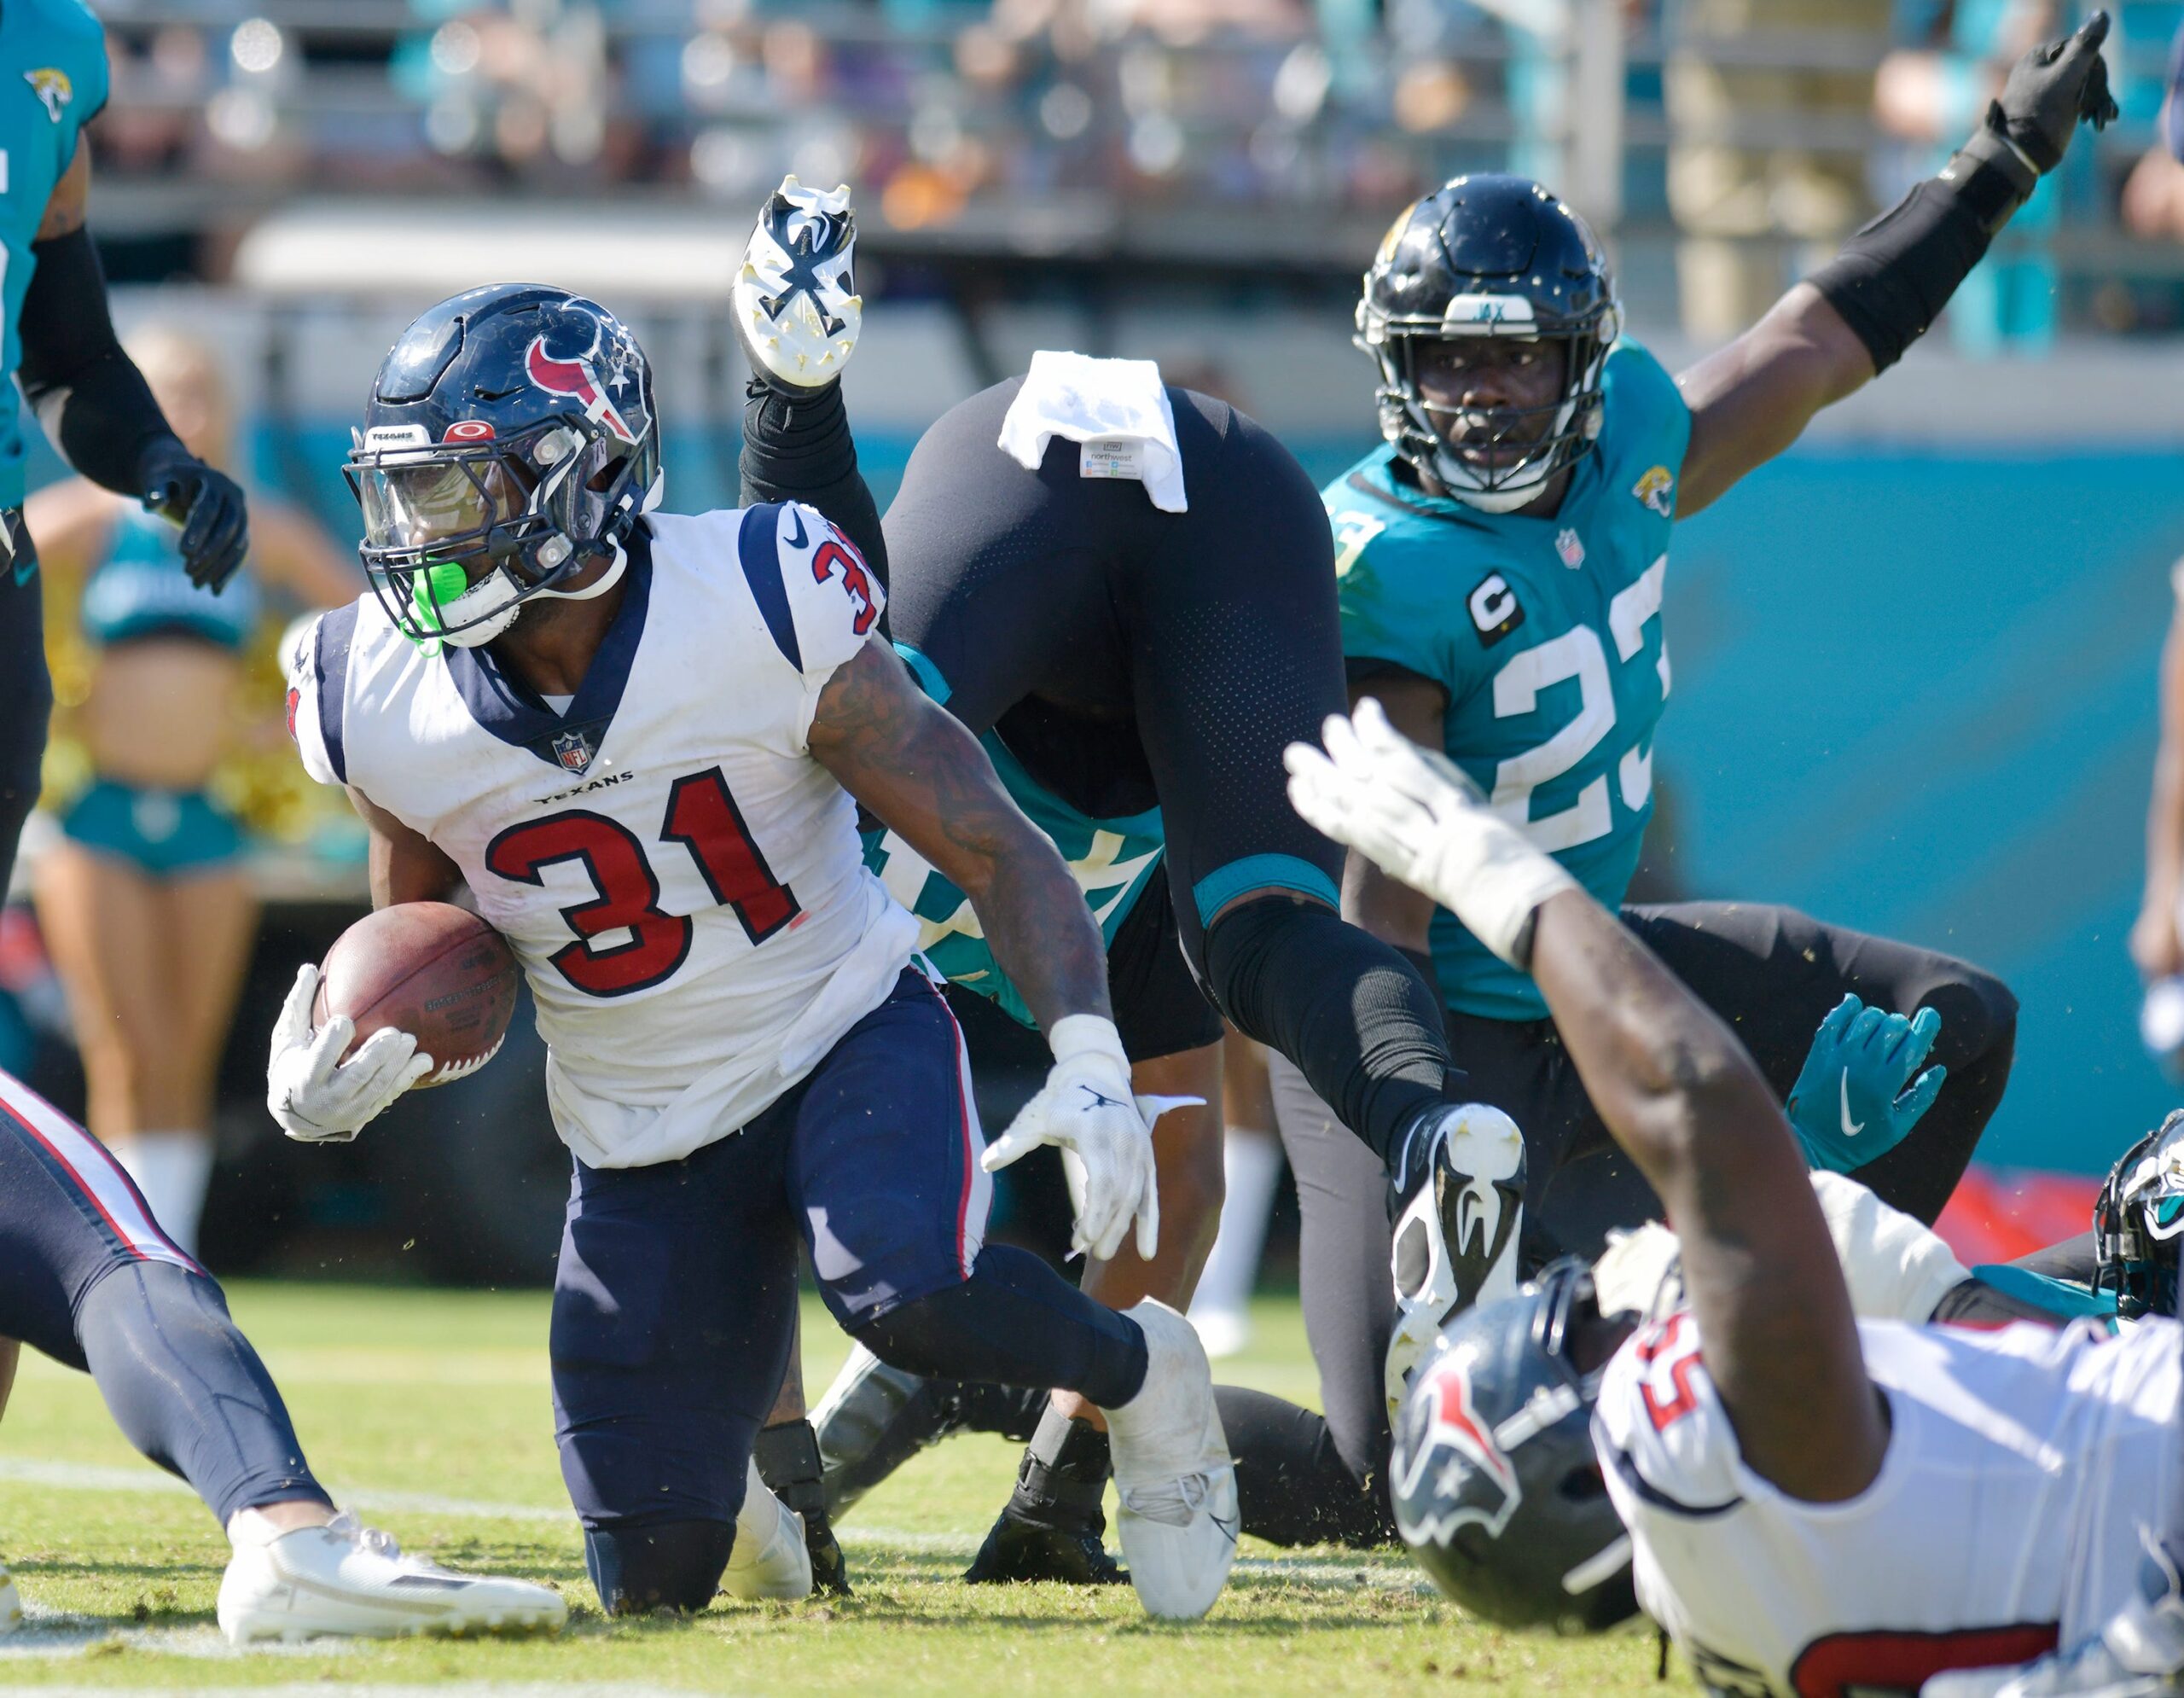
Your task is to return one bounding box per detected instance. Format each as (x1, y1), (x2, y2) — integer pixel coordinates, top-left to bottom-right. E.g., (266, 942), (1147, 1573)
(533, 537), (628, 603)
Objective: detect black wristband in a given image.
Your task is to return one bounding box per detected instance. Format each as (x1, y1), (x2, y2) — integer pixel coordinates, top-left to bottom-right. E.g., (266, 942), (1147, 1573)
(1806, 142), (2033, 375)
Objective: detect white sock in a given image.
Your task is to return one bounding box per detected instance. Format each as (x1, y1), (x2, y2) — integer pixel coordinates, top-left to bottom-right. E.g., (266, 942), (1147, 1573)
(114, 1131), (213, 1259)
(1188, 1128), (1284, 1323)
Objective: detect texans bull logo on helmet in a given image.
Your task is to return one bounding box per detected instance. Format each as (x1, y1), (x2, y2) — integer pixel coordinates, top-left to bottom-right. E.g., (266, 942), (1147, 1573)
(1394, 1343), (1522, 1545)
(525, 323), (639, 446)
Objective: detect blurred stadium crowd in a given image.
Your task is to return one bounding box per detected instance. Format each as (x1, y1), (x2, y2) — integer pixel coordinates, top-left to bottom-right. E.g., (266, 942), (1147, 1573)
(80, 0), (2184, 340)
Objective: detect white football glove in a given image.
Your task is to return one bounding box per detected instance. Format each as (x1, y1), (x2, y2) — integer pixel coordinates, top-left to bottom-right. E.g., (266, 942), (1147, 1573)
(1589, 1173), (1972, 1326)
(981, 1015), (1191, 1263)
(1284, 698), (1578, 968)
(265, 964), (433, 1144)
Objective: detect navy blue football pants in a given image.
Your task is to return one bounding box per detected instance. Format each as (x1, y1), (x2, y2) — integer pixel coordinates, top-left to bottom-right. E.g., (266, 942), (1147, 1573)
(554, 968), (1148, 1613)
(0, 1069), (328, 1525)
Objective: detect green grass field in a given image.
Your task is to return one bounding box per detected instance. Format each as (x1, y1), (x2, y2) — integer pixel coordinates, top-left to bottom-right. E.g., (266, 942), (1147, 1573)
(0, 1282), (1664, 1695)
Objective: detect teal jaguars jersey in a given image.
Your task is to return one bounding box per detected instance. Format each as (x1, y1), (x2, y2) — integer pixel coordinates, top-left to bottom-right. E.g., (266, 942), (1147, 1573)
(862, 645), (1165, 1032)
(1325, 340), (1691, 1021)
(0, 0), (106, 509)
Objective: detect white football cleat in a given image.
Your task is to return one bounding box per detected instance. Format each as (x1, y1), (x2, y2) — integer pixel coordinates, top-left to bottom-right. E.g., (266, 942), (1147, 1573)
(735, 175), (862, 391)
(1385, 1103), (1527, 1421)
(1099, 1299), (1238, 1621)
(0, 1558), (20, 1634)
(218, 1510), (566, 1644)
(723, 1458), (812, 1602)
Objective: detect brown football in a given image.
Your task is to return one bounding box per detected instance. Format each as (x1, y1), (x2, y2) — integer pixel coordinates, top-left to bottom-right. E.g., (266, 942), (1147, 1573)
(311, 902), (519, 1090)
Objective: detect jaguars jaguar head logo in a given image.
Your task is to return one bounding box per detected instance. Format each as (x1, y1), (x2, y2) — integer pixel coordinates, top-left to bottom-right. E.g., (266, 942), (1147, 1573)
(24, 69), (72, 124)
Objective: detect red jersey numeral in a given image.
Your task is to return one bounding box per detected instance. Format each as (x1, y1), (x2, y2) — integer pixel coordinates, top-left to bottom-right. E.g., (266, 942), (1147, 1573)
(485, 810), (690, 997)
(1790, 1625), (2059, 1698)
(660, 767), (800, 945)
(1635, 1312), (1708, 1433)
(485, 769), (798, 997)
(812, 532), (878, 636)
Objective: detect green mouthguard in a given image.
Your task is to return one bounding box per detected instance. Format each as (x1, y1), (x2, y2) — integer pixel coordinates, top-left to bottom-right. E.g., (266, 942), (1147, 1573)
(406, 561), (469, 654)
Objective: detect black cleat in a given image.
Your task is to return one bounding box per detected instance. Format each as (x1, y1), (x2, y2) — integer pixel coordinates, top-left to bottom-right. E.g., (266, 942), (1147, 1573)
(964, 1414), (1127, 1587)
(813, 1345), (1043, 1519)
(752, 1419), (851, 1596)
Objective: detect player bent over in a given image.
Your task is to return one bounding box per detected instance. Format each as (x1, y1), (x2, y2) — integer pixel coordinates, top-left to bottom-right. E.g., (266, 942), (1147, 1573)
(734, 178), (1469, 1583)
(1291, 703), (2184, 1697)
(0, 1066), (562, 1642)
(272, 285), (1236, 1621)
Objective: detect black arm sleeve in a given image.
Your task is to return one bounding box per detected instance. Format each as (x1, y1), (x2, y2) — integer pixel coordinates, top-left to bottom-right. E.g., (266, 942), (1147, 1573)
(1805, 140), (2031, 375)
(738, 376), (889, 601)
(15, 226), (180, 497)
(1205, 896), (1454, 1168)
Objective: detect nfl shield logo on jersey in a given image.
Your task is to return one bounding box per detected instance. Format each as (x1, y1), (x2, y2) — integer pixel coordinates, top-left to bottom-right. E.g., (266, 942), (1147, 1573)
(1554, 528), (1585, 569)
(551, 729), (594, 774)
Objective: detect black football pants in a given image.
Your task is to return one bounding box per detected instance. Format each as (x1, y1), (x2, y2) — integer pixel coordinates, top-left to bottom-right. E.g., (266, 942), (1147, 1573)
(0, 518), (49, 901)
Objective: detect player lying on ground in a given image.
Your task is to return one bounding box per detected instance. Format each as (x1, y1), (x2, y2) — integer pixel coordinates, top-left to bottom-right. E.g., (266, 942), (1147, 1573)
(274, 285), (1236, 1621)
(0, 0), (247, 899)
(0, 1064), (563, 1643)
(1258, 9), (2119, 1552)
(732, 176), (1478, 1589)
(1216, 992), (2124, 1552)
(1289, 701), (2184, 1698)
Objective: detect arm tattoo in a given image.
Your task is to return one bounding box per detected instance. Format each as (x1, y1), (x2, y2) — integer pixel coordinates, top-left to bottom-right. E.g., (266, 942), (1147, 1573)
(810, 644), (1112, 1032)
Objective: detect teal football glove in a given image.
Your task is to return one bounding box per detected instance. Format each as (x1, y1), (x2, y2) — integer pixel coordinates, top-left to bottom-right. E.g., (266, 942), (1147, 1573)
(1786, 995), (1946, 1174)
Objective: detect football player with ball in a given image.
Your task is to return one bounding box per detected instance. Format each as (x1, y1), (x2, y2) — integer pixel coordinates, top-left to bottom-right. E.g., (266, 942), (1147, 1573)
(270, 285), (1239, 1623)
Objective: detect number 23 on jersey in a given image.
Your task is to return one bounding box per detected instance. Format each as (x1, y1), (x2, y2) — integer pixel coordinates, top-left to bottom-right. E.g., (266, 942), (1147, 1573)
(1472, 556), (1667, 854)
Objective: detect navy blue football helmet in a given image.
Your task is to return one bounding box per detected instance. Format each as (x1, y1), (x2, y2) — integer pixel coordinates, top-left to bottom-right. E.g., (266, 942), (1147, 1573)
(344, 284), (663, 648)
(1356, 175), (1620, 513)
(1391, 1257), (1637, 1632)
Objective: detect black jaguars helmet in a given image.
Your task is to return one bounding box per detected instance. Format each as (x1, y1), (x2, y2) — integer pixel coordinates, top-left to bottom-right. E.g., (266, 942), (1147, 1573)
(344, 284), (664, 650)
(2094, 1110), (2184, 1318)
(1356, 175), (1620, 513)
(1392, 1257), (1637, 1633)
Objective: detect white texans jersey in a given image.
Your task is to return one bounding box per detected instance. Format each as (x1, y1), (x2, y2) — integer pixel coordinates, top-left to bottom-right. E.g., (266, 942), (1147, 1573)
(1594, 1312), (2182, 1698)
(287, 503), (916, 1169)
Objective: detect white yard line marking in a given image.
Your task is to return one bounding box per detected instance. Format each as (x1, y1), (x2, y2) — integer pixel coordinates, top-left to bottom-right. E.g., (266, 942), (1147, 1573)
(0, 1458), (569, 1525)
(0, 1462), (1427, 1596)
(0, 1604), (363, 1661)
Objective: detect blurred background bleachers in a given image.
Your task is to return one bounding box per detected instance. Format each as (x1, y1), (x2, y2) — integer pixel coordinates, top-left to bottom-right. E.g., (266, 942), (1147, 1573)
(74, 0), (2184, 340)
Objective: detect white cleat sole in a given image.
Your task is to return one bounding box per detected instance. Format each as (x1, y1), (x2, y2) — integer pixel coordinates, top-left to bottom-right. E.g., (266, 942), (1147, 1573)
(220, 1596), (566, 1646)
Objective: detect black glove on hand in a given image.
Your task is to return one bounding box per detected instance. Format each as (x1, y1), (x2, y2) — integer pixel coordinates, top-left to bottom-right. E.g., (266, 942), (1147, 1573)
(140, 437), (248, 592)
(1986, 9), (2119, 176)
